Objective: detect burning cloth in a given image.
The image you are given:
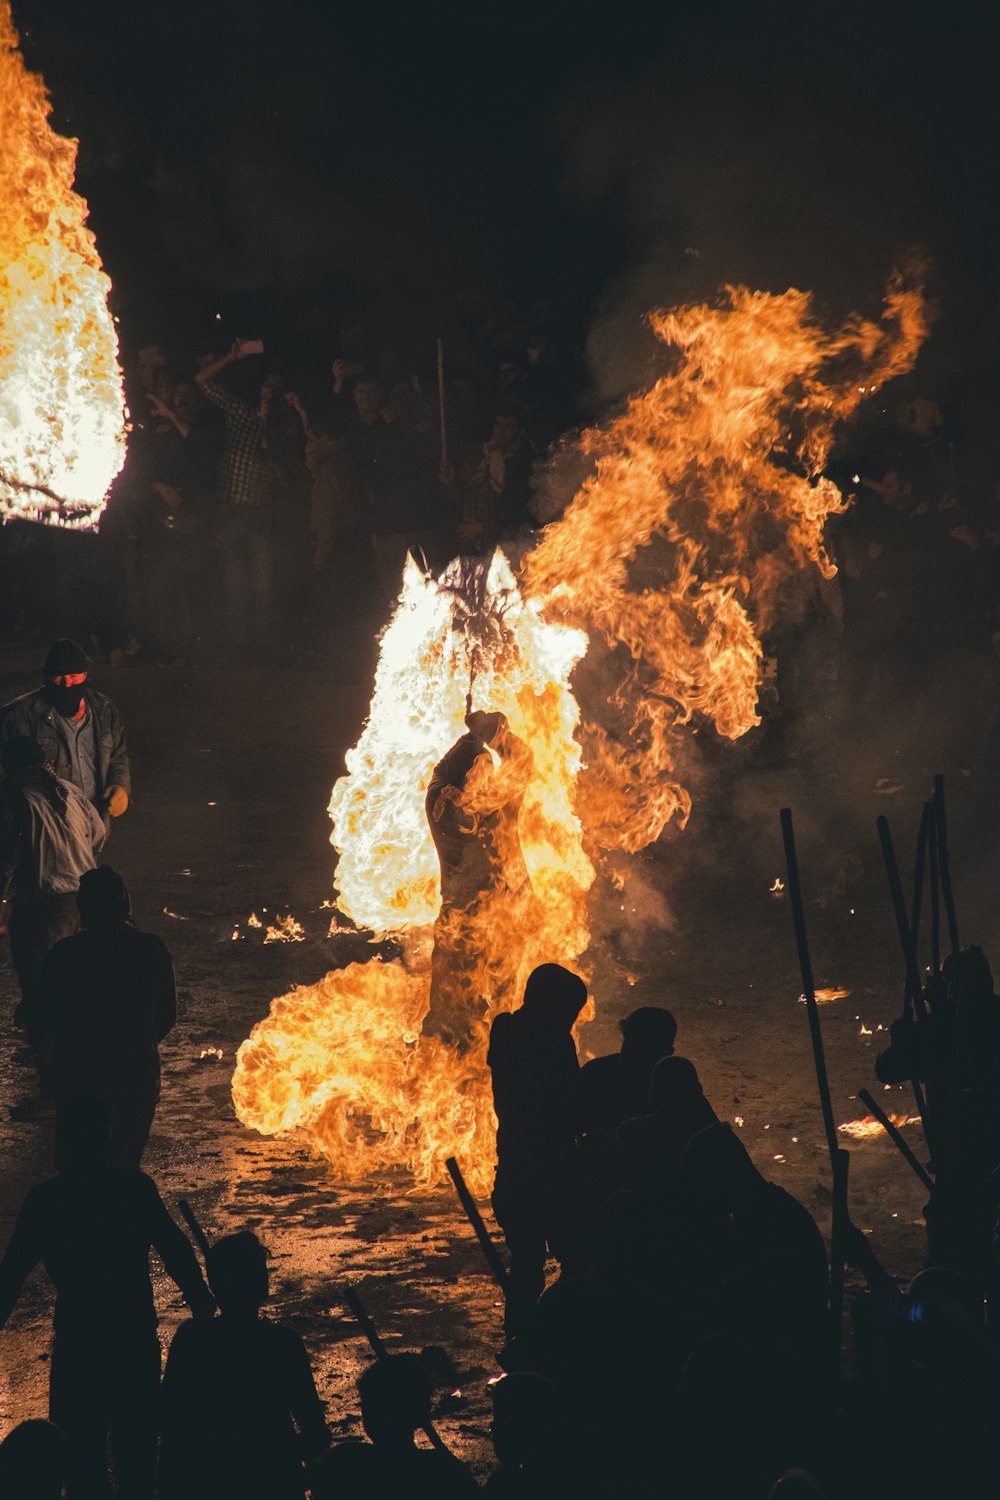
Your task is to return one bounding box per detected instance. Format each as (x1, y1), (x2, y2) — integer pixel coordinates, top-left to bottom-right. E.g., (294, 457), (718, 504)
(423, 710), (534, 1046)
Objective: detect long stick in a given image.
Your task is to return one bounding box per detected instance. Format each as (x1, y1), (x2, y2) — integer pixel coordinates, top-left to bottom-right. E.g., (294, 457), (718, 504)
(876, 816), (929, 1030)
(436, 337), (448, 470)
(178, 1198), (212, 1261)
(909, 801), (930, 964)
(341, 1286), (449, 1453)
(780, 810), (839, 1165)
(779, 808), (847, 1352)
(928, 809), (941, 977)
(445, 1156), (508, 1289)
(858, 1089), (935, 1192)
(933, 775), (960, 960)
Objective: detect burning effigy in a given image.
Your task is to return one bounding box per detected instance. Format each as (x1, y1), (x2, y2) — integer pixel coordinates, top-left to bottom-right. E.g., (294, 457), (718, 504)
(232, 273), (928, 1194)
(0, 2), (126, 528)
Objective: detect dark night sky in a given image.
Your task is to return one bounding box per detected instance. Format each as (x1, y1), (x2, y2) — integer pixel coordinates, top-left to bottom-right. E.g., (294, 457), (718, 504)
(11, 0), (1000, 397)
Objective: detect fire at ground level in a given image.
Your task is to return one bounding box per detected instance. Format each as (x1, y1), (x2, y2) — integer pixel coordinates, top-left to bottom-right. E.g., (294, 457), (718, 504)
(1, 639), (999, 1472)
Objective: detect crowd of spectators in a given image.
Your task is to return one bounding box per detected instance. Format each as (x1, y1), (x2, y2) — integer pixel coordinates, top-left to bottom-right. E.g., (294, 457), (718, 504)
(94, 299), (579, 668)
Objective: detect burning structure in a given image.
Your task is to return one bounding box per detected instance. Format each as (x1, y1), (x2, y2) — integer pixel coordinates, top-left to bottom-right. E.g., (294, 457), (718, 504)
(0, 2), (126, 528)
(232, 275), (927, 1195)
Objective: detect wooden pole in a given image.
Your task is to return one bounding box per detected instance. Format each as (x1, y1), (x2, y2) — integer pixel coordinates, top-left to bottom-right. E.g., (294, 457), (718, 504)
(933, 775), (960, 961)
(445, 1156), (508, 1290)
(928, 808), (941, 977)
(779, 808), (847, 1352)
(178, 1198), (212, 1261)
(876, 816), (929, 1030)
(858, 1088), (934, 1192)
(909, 801), (931, 963)
(436, 338), (448, 471)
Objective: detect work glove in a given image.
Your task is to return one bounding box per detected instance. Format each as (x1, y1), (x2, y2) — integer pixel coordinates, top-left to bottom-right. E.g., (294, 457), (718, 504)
(104, 785), (129, 818)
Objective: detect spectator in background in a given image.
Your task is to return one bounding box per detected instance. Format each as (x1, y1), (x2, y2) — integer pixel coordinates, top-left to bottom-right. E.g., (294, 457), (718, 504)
(448, 404), (535, 556)
(196, 340), (275, 654)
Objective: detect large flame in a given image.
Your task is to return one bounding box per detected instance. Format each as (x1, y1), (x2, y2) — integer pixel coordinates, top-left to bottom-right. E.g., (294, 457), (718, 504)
(0, 3), (126, 528)
(233, 274), (927, 1192)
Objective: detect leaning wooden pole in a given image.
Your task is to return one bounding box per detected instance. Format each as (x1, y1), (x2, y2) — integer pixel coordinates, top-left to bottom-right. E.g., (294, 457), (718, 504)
(933, 775), (960, 961)
(858, 1089), (934, 1193)
(445, 1156), (508, 1290)
(178, 1197), (212, 1261)
(779, 808), (849, 1355)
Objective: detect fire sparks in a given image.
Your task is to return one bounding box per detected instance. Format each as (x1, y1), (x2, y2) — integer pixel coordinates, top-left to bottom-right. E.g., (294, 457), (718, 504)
(0, 4), (126, 527)
(233, 273), (926, 1192)
(838, 1113), (920, 1140)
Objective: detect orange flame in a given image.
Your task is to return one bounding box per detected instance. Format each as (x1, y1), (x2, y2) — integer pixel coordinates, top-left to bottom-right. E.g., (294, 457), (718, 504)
(233, 274), (927, 1191)
(0, 4), (126, 527)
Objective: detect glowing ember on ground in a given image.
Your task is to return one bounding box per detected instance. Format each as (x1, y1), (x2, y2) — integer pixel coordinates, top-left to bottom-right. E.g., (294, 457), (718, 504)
(838, 1113), (920, 1140)
(233, 274), (926, 1192)
(801, 987), (852, 1005)
(0, 4), (126, 527)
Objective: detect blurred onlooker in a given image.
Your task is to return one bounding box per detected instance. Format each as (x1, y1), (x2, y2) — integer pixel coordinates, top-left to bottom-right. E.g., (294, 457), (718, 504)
(196, 340), (276, 653)
(447, 405), (535, 556)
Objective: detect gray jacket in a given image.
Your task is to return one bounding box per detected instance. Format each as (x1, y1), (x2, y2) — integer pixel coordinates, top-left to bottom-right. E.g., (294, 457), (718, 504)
(0, 688), (131, 805)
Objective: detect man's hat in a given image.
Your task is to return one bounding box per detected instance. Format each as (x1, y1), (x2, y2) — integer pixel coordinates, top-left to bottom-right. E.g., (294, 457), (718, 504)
(43, 639), (89, 678)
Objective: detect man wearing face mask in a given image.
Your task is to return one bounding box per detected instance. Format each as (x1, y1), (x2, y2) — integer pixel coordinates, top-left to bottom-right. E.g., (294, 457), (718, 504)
(0, 640), (131, 824)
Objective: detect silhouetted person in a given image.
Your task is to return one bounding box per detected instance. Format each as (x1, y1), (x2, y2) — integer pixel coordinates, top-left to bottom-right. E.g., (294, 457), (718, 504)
(310, 1354), (478, 1498)
(0, 1098), (214, 1499)
(0, 1419), (68, 1500)
(0, 735), (105, 1114)
(681, 1123), (829, 1375)
(29, 866), (176, 1168)
(488, 963), (588, 1339)
(614, 1055), (719, 1194)
(424, 709), (534, 1047)
(573, 1005), (678, 1153)
(159, 1230), (329, 1499)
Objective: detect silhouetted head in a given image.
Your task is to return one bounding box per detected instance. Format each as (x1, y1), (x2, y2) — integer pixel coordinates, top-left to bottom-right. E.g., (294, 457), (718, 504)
(648, 1055), (701, 1113)
(681, 1122), (760, 1210)
(0, 1419), (68, 1500)
(358, 1355), (432, 1448)
(54, 1097), (112, 1173)
(1, 735), (44, 779)
(619, 1006), (677, 1065)
(522, 964), (588, 1030)
(490, 1372), (560, 1469)
(77, 866), (131, 929)
(206, 1231), (269, 1315)
(945, 945), (994, 1006)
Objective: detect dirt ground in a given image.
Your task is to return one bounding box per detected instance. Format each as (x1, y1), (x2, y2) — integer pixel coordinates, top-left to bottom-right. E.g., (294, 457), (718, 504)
(1, 636), (997, 1472)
